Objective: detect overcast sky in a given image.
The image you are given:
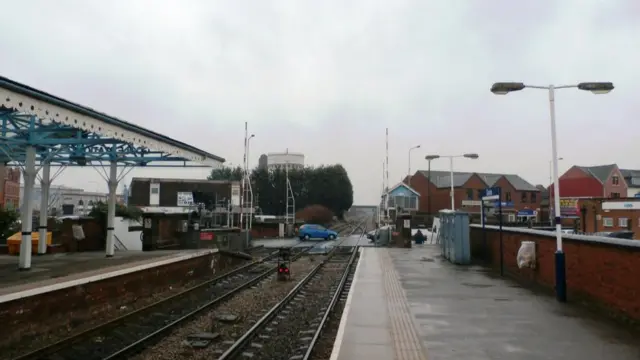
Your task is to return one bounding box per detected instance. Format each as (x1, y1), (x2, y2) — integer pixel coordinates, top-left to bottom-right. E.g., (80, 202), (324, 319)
(1, 0), (638, 205)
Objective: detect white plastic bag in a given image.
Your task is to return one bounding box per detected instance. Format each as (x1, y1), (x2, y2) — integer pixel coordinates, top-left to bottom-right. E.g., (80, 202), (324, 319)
(517, 241), (536, 269)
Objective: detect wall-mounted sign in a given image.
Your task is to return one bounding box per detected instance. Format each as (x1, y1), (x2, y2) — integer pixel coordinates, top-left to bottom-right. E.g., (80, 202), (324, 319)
(517, 209), (537, 217)
(462, 200), (482, 206)
(177, 192), (194, 207)
(493, 201), (514, 208)
(231, 184), (240, 206)
(602, 201), (640, 210)
(559, 198), (580, 217)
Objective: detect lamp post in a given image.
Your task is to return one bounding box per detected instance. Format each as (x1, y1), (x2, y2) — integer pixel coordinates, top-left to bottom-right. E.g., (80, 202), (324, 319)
(549, 157), (563, 223)
(424, 155), (440, 215)
(423, 153), (479, 211)
(490, 81), (614, 303)
(407, 145), (421, 187)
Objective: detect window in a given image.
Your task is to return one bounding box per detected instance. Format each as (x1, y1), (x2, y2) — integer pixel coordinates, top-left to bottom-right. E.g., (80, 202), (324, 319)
(612, 176), (619, 185)
(151, 187), (159, 194)
(466, 189), (473, 200)
(619, 218), (629, 228)
(521, 192), (527, 203)
(603, 217), (613, 227)
(477, 189), (483, 199)
(531, 192), (537, 203)
(505, 192), (512, 202)
(611, 192), (621, 199)
(78, 199), (84, 206)
(408, 196), (417, 209)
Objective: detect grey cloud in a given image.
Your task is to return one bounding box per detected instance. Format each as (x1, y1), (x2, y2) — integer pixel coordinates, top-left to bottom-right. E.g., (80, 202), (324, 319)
(0, 0), (637, 204)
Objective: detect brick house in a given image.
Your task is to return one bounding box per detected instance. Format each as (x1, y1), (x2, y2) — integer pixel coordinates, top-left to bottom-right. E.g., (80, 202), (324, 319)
(550, 164), (626, 199)
(548, 164), (627, 222)
(0, 165), (20, 209)
(405, 171), (541, 220)
(579, 198), (640, 238)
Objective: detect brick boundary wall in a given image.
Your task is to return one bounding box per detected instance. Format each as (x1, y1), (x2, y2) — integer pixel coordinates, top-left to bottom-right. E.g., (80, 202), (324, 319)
(470, 225), (640, 322)
(0, 251), (246, 348)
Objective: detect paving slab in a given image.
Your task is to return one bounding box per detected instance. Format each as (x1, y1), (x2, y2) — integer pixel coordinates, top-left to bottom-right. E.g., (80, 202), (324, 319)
(390, 245), (640, 360)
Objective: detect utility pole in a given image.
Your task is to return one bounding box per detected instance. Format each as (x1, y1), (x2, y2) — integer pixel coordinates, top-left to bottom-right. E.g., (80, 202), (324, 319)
(385, 128), (389, 221)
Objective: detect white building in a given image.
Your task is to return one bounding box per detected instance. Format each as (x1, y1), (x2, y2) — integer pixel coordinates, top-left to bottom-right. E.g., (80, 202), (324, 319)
(19, 185), (116, 215)
(266, 151), (305, 170)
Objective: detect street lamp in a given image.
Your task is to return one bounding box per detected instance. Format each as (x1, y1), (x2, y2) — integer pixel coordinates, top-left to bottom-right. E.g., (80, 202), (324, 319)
(490, 81), (614, 303)
(424, 155), (440, 215)
(549, 157), (563, 223)
(424, 153), (479, 211)
(407, 145), (421, 187)
(246, 134), (255, 170)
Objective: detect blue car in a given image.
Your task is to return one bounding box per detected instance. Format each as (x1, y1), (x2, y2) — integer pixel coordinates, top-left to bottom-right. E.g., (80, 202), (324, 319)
(298, 224), (338, 240)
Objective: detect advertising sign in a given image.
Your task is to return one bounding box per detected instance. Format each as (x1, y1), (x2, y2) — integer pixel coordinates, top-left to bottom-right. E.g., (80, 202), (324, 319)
(559, 198), (580, 218)
(231, 184), (241, 206)
(177, 192), (195, 207)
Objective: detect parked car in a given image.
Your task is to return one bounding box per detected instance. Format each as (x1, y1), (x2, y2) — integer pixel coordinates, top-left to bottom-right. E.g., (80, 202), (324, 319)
(298, 224), (338, 240)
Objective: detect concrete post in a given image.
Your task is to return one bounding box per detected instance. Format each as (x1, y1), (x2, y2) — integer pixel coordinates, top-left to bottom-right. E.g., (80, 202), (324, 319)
(37, 162), (51, 255)
(105, 161), (118, 257)
(19, 146), (37, 270)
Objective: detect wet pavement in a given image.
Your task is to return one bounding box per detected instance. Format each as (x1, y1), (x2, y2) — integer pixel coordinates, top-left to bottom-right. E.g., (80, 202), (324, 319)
(390, 245), (640, 359)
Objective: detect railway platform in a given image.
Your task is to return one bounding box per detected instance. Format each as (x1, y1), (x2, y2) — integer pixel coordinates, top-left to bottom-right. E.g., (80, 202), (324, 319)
(330, 246), (640, 360)
(0, 249), (217, 302)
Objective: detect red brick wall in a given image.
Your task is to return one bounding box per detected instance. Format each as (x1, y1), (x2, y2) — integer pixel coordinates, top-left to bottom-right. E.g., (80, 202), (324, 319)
(552, 166), (603, 198)
(2, 167), (20, 209)
(602, 167), (627, 198)
(405, 172), (436, 213)
(426, 174), (488, 213)
(470, 225), (640, 321)
(0, 251), (246, 348)
(491, 177), (541, 212)
(581, 198), (640, 237)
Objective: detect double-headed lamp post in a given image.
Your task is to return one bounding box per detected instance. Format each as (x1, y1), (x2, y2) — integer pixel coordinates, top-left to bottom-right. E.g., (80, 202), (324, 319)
(490, 81), (614, 303)
(407, 145), (421, 187)
(424, 153), (479, 211)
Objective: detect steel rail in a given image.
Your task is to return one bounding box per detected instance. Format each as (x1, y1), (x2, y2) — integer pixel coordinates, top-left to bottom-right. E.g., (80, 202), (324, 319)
(12, 247), (310, 360)
(302, 230), (363, 359)
(218, 238), (361, 360)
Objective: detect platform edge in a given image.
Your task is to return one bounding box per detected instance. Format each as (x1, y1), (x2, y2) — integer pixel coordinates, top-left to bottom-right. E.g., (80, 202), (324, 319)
(0, 249), (218, 304)
(329, 247), (364, 360)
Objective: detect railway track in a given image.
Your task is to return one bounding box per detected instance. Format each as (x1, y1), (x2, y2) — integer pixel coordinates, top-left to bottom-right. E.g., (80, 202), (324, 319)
(218, 228), (365, 360)
(11, 246), (312, 360)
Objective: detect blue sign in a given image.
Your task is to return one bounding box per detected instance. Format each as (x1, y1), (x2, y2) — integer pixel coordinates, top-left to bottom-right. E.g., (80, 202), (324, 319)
(517, 209), (536, 216)
(494, 201), (513, 208)
(635, 193), (640, 198)
(481, 187), (501, 200)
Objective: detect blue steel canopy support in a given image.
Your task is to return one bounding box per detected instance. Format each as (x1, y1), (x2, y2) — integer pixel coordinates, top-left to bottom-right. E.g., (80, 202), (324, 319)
(0, 75), (225, 270)
(0, 111), (208, 167)
(0, 77), (225, 270)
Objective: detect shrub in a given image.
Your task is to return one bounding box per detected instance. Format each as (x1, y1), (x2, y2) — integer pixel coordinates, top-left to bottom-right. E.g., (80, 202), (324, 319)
(0, 208), (20, 241)
(296, 205), (334, 225)
(89, 201), (143, 222)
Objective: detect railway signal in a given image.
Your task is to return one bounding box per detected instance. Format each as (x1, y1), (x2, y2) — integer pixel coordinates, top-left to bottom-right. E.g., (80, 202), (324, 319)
(277, 247), (291, 281)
